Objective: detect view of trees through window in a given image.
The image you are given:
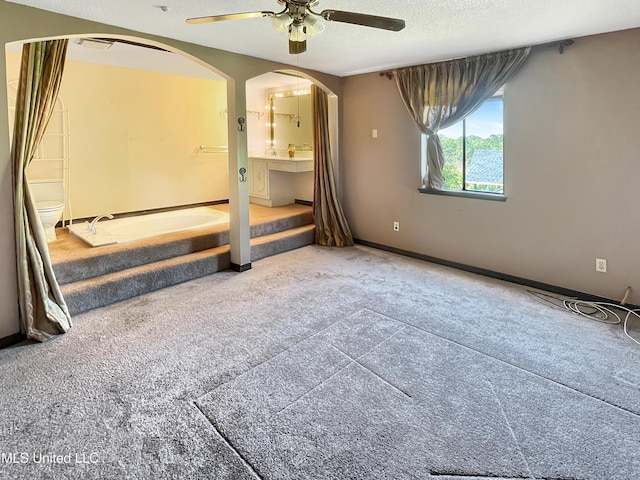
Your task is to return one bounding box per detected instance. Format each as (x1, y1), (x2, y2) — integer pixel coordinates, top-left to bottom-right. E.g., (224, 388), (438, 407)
(438, 97), (504, 193)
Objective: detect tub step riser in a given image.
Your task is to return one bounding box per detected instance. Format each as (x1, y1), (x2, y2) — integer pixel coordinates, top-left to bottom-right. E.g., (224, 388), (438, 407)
(251, 226), (315, 262)
(63, 225), (315, 316)
(63, 249), (230, 316)
(55, 211), (312, 285)
(64, 252), (230, 316)
(55, 231), (229, 286)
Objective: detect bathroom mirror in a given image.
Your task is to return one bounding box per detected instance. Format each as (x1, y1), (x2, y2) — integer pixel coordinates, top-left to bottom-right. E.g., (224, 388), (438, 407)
(268, 91), (313, 155)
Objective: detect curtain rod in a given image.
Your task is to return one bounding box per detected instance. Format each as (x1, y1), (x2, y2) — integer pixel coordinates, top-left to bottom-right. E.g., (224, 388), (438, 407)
(96, 38), (171, 52)
(378, 39), (574, 79)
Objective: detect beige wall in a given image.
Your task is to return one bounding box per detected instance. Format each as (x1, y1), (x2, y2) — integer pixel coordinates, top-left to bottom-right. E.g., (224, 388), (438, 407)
(343, 27), (640, 304)
(6, 50), (229, 219)
(246, 86), (268, 157)
(0, 30), (15, 338)
(0, 0), (342, 338)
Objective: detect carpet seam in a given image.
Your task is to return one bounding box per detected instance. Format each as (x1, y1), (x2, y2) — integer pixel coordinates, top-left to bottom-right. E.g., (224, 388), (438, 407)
(275, 359), (353, 415)
(276, 322), (411, 415)
(430, 475), (583, 480)
(429, 475), (528, 479)
(193, 312), (361, 401)
(487, 379), (536, 480)
(330, 341), (413, 399)
(365, 307), (640, 419)
(191, 401), (263, 480)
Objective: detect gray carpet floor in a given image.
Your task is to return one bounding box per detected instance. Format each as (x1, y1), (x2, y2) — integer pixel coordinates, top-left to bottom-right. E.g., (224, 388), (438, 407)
(1, 245), (638, 479)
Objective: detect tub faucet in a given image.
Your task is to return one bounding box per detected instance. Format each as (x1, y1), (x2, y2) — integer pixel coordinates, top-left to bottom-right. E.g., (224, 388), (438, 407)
(88, 214), (114, 234)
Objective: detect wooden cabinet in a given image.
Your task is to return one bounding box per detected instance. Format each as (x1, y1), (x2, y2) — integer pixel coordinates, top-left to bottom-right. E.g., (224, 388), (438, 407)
(249, 156), (313, 207)
(248, 158), (269, 199)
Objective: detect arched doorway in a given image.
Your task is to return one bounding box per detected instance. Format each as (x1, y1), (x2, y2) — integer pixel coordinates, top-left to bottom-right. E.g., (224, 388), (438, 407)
(6, 36), (231, 231)
(4, 35), (254, 325)
(245, 71), (339, 207)
(245, 70), (350, 248)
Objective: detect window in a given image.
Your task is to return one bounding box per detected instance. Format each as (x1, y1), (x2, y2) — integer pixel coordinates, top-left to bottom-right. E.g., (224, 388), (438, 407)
(438, 95), (504, 194)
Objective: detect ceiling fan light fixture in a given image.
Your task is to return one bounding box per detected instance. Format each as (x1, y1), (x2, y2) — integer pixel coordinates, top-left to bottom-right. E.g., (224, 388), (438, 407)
(288, 22), (307, 43)
(271, 12), (292, 32)
(303, 15), (325, 36)
(289, 38), (307, 54)
(288, 21), (307, 54)
(186, 0), (406, 55)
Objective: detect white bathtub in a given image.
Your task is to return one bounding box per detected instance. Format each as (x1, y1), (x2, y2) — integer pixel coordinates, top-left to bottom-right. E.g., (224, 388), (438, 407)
(68, 206), (229, 247)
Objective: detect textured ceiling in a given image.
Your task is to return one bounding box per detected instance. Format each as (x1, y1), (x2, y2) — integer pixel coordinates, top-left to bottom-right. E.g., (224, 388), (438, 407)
(7, 0), (640, 76)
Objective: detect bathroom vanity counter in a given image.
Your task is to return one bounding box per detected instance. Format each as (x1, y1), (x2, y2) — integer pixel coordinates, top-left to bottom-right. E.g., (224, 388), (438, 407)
(249, 155), (313, 173)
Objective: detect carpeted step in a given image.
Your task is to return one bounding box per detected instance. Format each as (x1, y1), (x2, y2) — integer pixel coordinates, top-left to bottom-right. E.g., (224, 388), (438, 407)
(249, 210), (313, 238)
(63, 224), (316, 316)
(54, 209), (313, 286)
(251, 224), (316, 262)
(62, 245), (231, 316)
(54, 229), (229, 286)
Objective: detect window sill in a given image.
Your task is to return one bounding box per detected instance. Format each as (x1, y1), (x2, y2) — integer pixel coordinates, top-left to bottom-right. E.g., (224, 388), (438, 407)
(418, 187), (507, 202)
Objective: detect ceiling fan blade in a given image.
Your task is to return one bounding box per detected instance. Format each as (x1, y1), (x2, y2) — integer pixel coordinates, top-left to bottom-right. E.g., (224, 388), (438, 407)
(320, 10), (405, 31)
(186, 11), (274, 24)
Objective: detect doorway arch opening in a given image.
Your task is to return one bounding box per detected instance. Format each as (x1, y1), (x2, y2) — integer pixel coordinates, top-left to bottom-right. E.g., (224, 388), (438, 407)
(245, 70), (339, 208)
(6, 35), (233, 234)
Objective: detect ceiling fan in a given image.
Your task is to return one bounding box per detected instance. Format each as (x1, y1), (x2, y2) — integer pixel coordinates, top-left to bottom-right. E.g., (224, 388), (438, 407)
(186, 0), (406, 54)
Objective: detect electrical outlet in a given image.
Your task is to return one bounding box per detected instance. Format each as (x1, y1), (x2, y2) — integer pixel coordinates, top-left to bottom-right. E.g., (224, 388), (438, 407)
(596, 258), (607, 273)
(393, 221), (399, 232)
(372, 129), (378, 139)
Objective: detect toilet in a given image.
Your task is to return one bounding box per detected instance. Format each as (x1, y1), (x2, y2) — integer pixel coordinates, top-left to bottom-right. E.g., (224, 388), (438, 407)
(28, 179), (65, 242)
